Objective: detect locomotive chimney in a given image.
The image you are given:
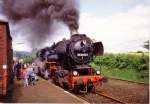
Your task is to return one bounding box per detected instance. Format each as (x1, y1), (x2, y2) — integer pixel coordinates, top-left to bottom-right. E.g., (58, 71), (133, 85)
(70, 30), (78, 36)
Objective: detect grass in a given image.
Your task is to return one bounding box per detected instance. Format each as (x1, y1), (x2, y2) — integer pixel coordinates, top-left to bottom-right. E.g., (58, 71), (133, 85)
(101, 67), (148, 83)
(90, 64), (149, 84)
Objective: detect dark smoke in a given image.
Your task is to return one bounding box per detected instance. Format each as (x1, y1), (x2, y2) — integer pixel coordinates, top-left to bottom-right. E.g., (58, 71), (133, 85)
(1, 0), (79, 48)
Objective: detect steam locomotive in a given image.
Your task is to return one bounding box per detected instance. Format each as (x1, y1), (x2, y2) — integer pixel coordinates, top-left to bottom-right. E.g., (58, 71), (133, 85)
(36, 34), (105, 93)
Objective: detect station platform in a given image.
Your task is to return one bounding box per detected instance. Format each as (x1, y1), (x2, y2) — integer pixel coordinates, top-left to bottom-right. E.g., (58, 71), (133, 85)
(0, 78), (88, 103)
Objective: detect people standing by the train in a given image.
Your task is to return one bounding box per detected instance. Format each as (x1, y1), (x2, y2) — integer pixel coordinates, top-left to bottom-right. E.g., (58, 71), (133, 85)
(31, 68), (36, 85)
(21, 64), (29, 87)
(12, 61), (17, 78)
(27, 65), (32, 85)
(16, 62), (22, 80)
(28, 65), (36, 86)
(44, 69), (49, 80)
(32, 63), (39, 81)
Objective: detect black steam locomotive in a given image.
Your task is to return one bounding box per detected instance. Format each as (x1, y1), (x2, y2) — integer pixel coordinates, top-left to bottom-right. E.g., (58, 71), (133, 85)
(36, 34), (105, 93)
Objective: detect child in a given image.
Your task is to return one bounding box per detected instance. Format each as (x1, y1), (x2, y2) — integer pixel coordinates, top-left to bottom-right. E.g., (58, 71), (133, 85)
(21, 64), (29, 87)
(28, 67), (36, 86)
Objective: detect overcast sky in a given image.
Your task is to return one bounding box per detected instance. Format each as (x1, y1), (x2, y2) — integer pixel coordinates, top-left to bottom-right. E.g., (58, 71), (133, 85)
(0, 0), (149, 53)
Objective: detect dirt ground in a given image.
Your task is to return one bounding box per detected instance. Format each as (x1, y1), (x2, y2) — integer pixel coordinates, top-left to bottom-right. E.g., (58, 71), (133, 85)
(77, 78), (149, 103)
(97, 78), (149, 103)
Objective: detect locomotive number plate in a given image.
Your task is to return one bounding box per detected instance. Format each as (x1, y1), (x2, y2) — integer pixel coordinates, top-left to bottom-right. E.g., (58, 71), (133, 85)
(77, 53), (88, 56)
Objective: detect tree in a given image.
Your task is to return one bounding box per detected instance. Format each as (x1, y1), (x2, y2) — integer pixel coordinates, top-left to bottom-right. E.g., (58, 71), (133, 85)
(143, 40), (149, 50)
(22, 55), (33, 63)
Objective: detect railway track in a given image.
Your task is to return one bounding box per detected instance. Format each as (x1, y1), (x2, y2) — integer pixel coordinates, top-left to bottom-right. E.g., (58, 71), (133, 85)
(107, 77), (148, 85)
(75, 90), (126, 104)
(50, 80), (125, 103)
(74, 77), (148, 103)
(94, 90), (126, 104)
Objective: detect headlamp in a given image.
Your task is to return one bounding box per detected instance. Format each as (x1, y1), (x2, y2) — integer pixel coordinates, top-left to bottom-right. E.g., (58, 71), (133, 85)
(96, 70), (100, 75)
(2, 64), (7, 69)
(73, 71), (78, 76)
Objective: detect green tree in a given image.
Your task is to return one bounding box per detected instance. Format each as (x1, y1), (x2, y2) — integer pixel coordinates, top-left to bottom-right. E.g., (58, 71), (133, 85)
(22, 55), (33, 63)
(143, 40), (149, 50)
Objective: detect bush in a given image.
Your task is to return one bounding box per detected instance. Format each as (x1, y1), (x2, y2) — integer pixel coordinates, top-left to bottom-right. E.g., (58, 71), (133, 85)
(91, 52), (149, 82)
(92, 53), (149, 71)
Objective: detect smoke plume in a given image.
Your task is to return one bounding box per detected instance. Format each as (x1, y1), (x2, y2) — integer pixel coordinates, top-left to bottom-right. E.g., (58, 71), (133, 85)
(1, 0), (79, 48)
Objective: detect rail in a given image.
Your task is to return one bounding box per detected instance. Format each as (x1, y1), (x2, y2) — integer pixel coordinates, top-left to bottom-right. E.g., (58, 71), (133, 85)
(107, 77), (148, 85)
(95, 90), (127, 104)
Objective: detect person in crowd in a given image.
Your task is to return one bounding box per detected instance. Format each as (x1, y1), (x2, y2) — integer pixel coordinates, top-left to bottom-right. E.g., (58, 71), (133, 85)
(12, 61), (17, 78)
(28, 65), (36, 86)
(31, 68), (36, 85)
(44, 69), (50, 80)
(27, 65), (32, 85)
(32, 63), (39, 81)
(16, 62), (22, 80)
(21, 64), (29, 87)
